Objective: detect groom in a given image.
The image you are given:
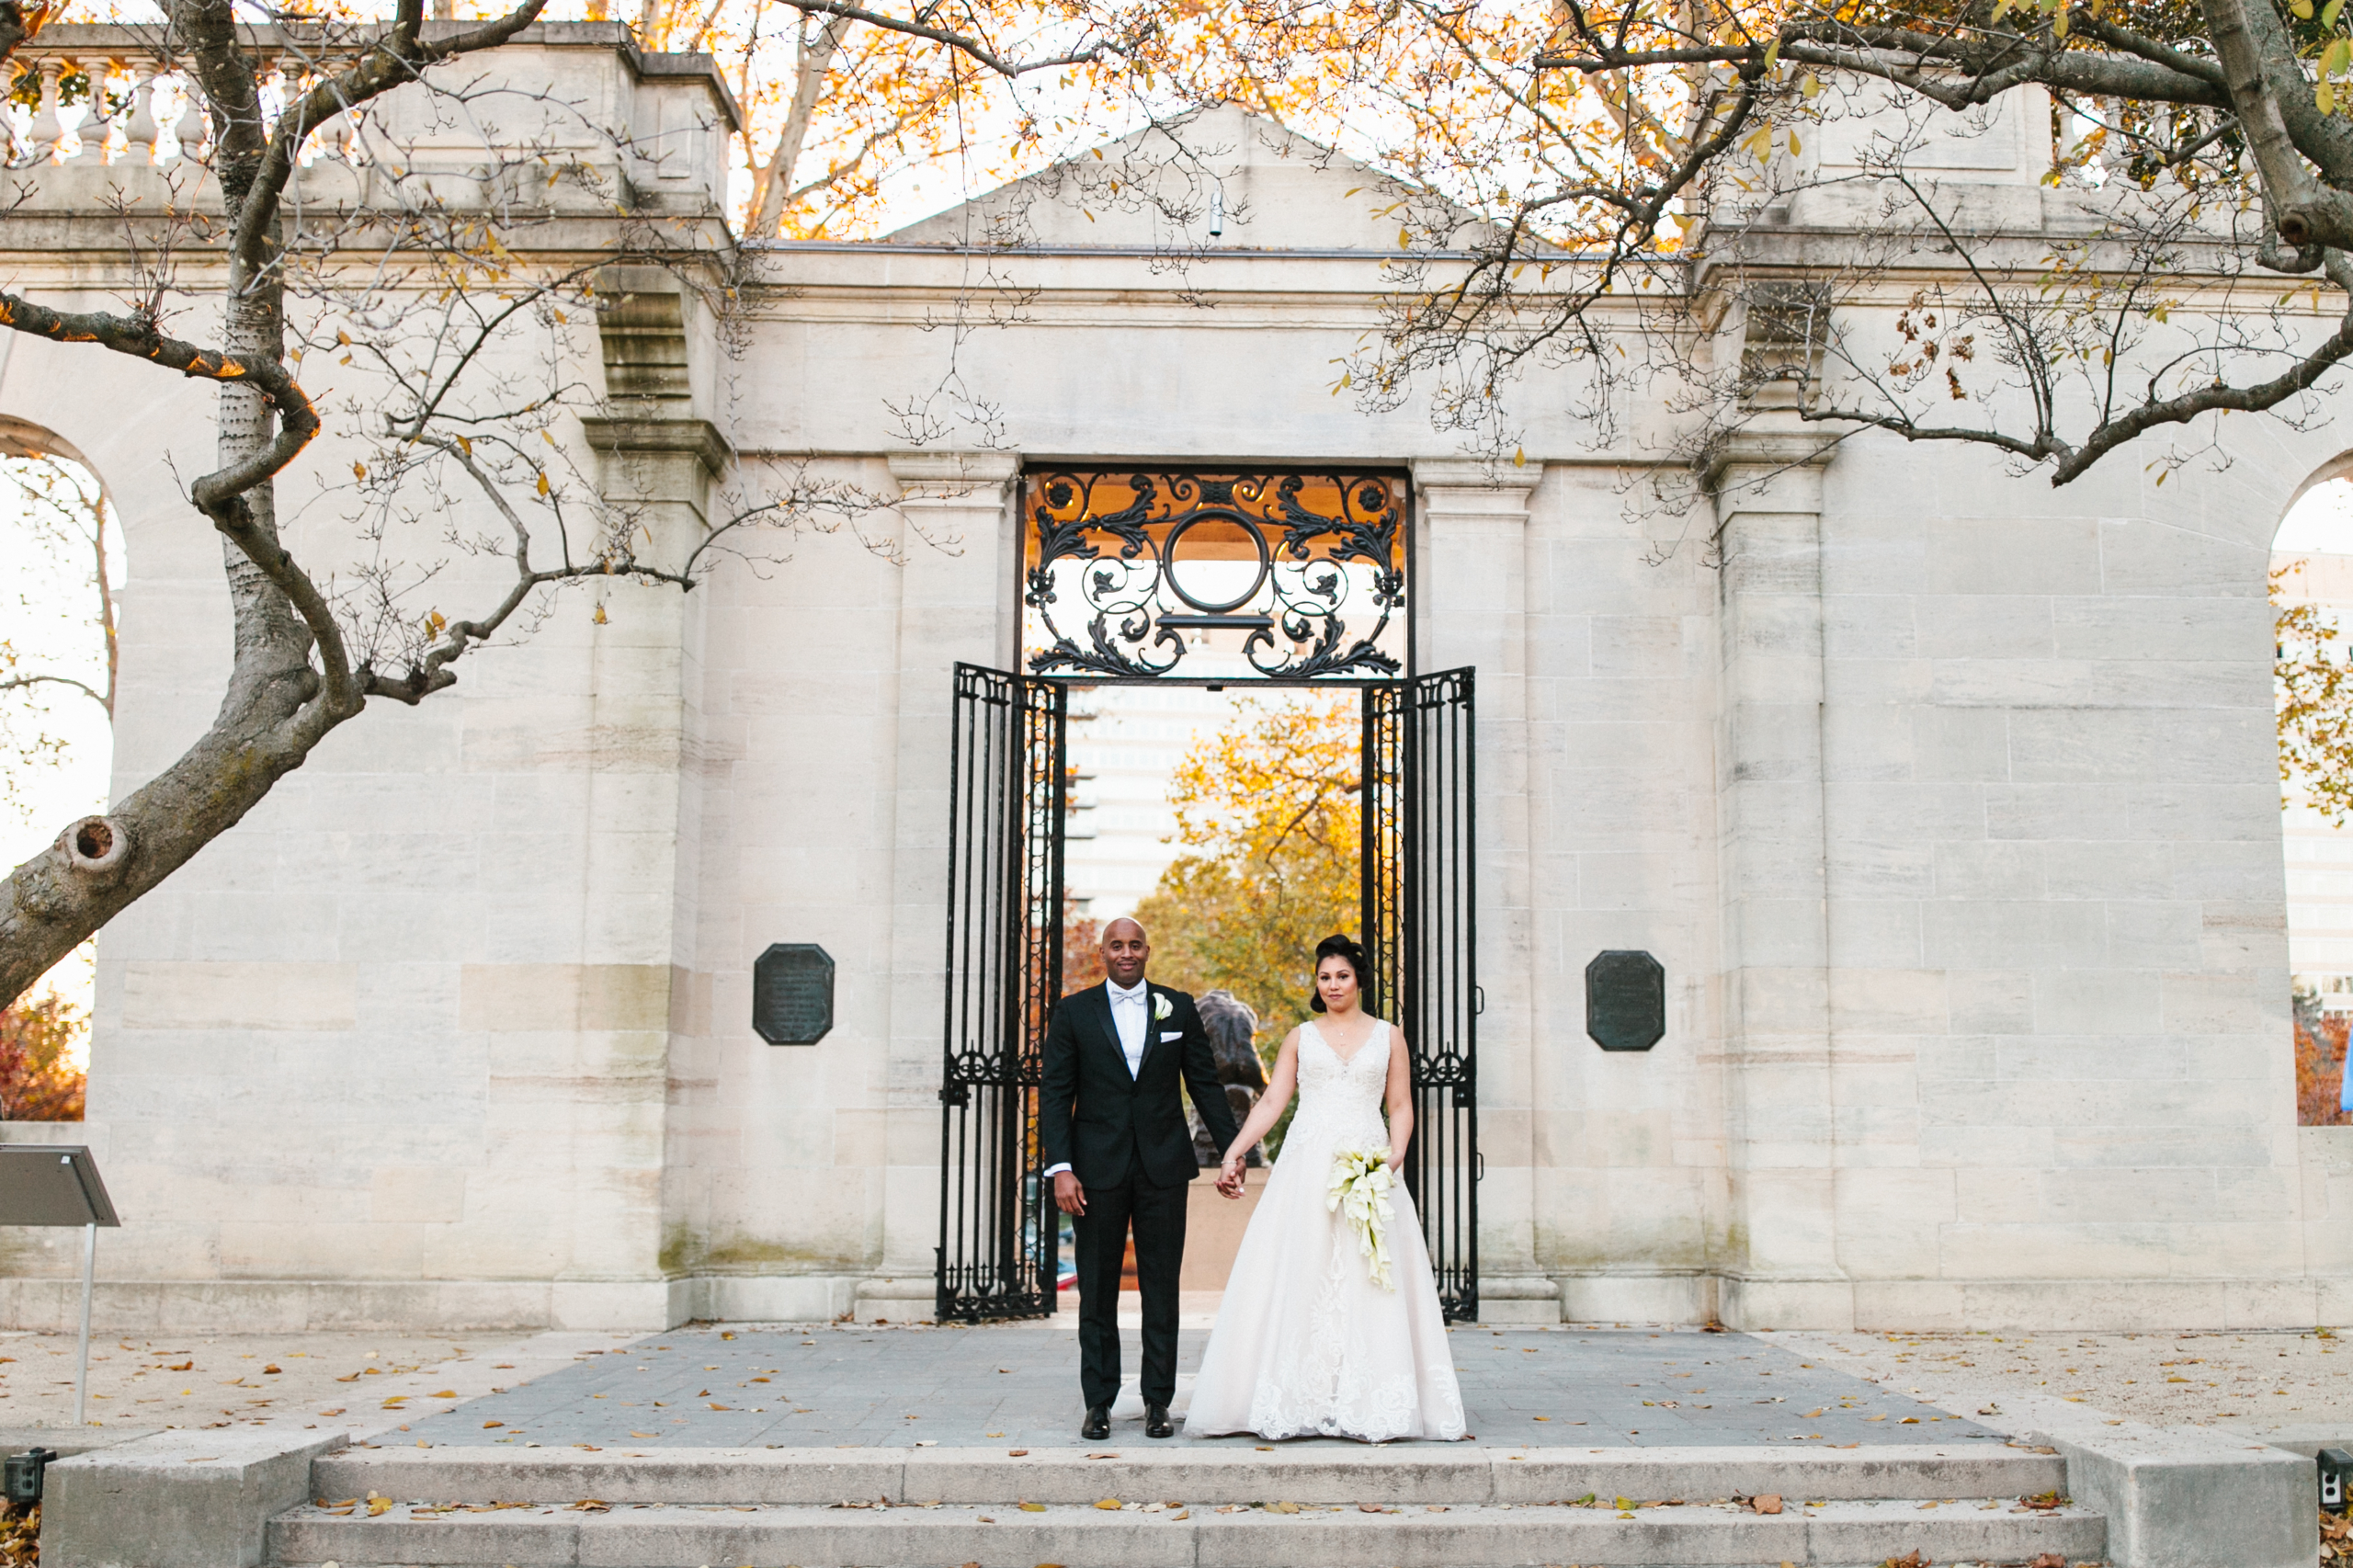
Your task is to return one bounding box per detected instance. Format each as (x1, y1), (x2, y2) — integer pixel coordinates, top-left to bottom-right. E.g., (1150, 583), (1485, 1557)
(1040, 916), (1242, 1440)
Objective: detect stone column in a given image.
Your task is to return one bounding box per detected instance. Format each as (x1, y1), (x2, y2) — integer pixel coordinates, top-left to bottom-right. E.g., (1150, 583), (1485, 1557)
(1411, 459), (1553, 1321)
(864, 450), (1020, 1320)
(1703, 431), (1847, 1330)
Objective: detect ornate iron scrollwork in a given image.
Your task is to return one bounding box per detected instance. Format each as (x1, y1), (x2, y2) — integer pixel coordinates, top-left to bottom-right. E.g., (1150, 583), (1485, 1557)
(1022, 470), (1407, 680)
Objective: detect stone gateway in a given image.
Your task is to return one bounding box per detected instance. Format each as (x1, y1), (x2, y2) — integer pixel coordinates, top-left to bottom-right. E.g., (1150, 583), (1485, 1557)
(0, 24), (2347, 1335)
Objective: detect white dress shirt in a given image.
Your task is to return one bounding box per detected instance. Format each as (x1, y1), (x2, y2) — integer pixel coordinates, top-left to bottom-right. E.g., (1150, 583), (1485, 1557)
(1106, 977), (1150, 1078)
(1045, 979), (1153, 1180)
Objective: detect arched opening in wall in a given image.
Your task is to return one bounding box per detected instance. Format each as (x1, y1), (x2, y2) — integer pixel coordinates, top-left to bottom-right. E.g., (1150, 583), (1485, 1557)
(2276, 471), (2353, 1127)
(0, 418), (121, 1122)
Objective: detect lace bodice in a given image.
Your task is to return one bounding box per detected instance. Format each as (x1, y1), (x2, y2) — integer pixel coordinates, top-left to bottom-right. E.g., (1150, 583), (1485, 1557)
(1287, 1019), (1392, 1153)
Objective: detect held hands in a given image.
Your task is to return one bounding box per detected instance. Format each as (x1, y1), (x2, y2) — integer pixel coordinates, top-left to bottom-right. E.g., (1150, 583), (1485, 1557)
(1215, 1153), (1245, 1199)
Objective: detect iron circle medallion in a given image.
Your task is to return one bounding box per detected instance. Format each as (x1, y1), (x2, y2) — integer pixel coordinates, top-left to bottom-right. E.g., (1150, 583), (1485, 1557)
(1161, 508), (1272, 614)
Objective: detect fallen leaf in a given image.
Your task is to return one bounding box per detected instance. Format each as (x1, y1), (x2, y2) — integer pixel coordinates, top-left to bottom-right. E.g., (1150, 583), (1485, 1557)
(1095, 1498), (1122, 1510)
(262, 1365), (282, 1375)
(482, 1421), (503, 1429)
(628, 1432), (657, 1438)
(1019, 1501), (1047, 1512)
(1752, 1494), (1783, 1515)
(1007, 1449), (1029, 1457)
(167, 1360), (193, 1371)
(1269, 1501), (1300, 1514)
(429, 1391), (457, 1399)
(569, 1500), (610, 1513)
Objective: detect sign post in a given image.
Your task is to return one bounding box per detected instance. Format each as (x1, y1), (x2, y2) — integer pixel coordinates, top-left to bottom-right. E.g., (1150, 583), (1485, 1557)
(0, 1147), (120, 1426)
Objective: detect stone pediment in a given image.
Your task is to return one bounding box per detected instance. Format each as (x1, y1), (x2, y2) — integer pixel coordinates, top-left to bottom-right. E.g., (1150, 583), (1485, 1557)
(882, 104), (1451, 253)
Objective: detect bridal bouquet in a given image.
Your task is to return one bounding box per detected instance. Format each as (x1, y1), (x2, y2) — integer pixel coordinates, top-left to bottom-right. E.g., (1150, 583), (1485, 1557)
(1326, 1148), (1396, 1291)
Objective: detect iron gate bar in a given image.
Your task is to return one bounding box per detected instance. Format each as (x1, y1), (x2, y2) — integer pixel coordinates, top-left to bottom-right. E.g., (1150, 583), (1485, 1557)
(1360, 684), (1404, 1025)
(1404, 667), (1477, 1324)
(936, 664), (1065, 1322)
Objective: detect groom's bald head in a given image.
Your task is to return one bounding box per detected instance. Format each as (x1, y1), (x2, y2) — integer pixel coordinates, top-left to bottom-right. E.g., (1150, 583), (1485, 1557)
(1101, 916), (1151, 987)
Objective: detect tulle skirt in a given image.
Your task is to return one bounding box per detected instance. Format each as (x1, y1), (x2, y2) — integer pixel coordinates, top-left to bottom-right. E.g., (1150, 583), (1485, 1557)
(1184, 1108), (1467, 1442)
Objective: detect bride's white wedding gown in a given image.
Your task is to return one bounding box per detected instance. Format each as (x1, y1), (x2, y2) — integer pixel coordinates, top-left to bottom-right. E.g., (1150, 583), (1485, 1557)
(1185, 1018), (1468, 1442)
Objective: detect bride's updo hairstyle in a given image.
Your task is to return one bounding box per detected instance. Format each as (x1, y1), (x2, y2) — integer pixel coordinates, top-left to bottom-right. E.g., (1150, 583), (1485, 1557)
(1309, 933), (1371, 1013)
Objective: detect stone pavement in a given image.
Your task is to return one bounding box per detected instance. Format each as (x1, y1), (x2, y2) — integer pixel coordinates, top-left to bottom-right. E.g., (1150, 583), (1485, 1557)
(397, 1322), (2002, 1451)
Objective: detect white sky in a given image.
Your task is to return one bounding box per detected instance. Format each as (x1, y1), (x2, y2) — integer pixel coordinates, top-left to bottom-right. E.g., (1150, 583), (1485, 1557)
(0, 470), (119, 1028)
(2277, 477), (2353, 553)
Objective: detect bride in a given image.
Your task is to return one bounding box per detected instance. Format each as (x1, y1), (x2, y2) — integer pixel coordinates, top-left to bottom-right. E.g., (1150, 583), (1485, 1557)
(1186, 934), (1467, 1442)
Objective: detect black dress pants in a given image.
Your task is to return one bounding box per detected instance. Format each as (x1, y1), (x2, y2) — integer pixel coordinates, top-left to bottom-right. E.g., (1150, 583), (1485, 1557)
(1072, 1168), (1188, 1411)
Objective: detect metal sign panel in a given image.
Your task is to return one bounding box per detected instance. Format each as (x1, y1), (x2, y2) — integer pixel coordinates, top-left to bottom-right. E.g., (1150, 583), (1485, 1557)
(753, 943), (835, 1045)
(0, 1146), (119, 1227)
(1586, 950), (1665, 1051)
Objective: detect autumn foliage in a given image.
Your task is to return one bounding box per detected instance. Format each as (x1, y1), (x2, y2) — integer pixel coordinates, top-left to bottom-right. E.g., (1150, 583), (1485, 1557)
(1132, 691), (1361, 1046)
(2297, 996), (2352, 1128)
(2276, 562), (2353, 824)
(0, 990), (85, 1120)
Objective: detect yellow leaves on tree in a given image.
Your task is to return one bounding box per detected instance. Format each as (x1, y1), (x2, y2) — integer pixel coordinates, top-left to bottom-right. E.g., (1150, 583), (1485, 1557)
(0, 990), (85, 1121)
(2276, 562), (2353, 824)
(1132, 691), (1361, 1044)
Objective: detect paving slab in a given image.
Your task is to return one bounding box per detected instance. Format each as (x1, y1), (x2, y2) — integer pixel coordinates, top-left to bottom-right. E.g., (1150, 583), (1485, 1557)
(392, 1323), (2004, 1450)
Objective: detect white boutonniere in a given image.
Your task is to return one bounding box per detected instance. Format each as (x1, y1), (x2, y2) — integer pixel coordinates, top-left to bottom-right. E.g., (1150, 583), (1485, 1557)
(1152, 992), (1172, 1022)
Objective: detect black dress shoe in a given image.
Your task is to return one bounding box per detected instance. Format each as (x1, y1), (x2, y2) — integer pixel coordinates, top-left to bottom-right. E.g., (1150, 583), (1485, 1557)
(1145, 1403), (1174, 1439)
(1082, 1404), (1110, 1441)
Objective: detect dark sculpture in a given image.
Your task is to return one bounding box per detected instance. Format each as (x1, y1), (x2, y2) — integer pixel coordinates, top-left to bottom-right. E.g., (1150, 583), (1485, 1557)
(1190, 989), (1267, 1166)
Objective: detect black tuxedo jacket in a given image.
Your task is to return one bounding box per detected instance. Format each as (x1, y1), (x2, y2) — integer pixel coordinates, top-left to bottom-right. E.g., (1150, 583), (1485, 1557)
(1040, 981), (1243, 1189)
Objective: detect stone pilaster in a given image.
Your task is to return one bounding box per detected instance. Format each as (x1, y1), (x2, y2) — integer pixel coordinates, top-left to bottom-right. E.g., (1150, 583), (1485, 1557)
(1411, 459), (1551, 1319)
(1703, 430), (1846, 1330)
(873, 451), (1022, 1295)
(556, 270), (728, 1323)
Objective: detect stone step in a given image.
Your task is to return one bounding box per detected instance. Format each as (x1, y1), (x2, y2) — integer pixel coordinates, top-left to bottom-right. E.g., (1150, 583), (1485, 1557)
(309, 1441), (2071, 1508)
(269, 1494), (2108, 1568)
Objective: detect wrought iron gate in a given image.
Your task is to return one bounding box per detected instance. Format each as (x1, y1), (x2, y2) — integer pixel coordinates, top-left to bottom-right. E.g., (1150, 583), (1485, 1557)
(1362, 668), (1479, 1322)
(935, 663), (1065, 1323)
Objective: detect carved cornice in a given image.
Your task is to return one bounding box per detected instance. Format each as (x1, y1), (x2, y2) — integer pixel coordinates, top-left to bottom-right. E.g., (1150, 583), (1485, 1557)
(1699, 431), (1839, 496)
(577, 415), (731, 478)
(887, 450), (1022, 494)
